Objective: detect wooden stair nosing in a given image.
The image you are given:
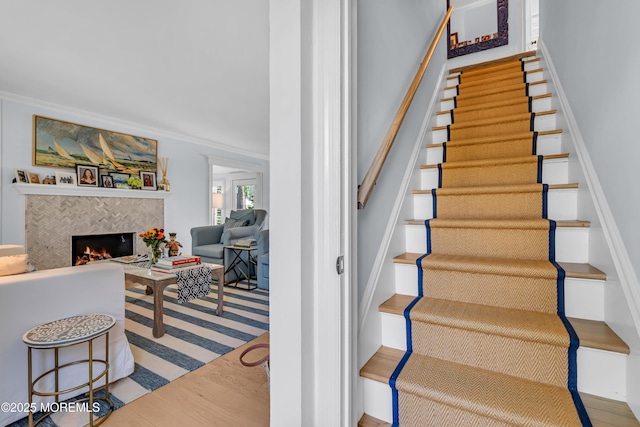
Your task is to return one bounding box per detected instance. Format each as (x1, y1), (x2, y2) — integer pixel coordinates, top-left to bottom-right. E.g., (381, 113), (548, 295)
(360, 348), (639, 426)
(378, 294), (629, 355)
(439, 92), (552, 104)
(444, 68), (545, 91)
(392, 253), (607, 281)
(404, 219), (590, 228)
(426, 128), (562, 149)
(413, 183), (580, 194)
(420, 152), (569, 169)
(448, 51), (537, 74)
(432, 109), (555, 132)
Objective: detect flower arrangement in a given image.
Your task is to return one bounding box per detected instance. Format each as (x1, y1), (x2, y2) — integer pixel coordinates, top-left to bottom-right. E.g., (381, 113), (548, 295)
(128, 176), (142, 189)
(139, 228), (167, 264)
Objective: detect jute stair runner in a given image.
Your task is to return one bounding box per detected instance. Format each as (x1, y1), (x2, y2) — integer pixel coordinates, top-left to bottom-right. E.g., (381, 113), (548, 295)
(390, 58), (591, 425)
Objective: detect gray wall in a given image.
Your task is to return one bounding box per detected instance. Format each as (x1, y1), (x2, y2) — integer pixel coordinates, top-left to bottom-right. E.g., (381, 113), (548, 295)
(357, 0), (446, 301)
(539, 0), (640, 292)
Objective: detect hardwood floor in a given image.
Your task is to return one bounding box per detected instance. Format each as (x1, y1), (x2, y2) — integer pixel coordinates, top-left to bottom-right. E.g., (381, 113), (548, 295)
(103, 333), (270, 427)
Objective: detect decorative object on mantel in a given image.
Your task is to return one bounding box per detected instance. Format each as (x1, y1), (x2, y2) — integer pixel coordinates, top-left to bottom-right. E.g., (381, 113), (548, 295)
(158, 157), (170, 192)
(101, 175), (114, 188)
(127, 176), (142, 189)
(166, 233), (183, 257)
(33, 115), (158, 174)
(139, 228), (167, 266)
(76, 164), (99, 187)
(27, 172), (41, 184)
(110, 172), (130, 189)
(141, 171), (157, 191)
(42, 175), (56, 185)
(15, 170), (29, 183)
(54, 170), (77, 186)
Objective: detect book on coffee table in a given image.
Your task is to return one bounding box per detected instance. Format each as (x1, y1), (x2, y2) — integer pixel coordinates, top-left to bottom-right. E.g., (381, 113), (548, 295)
(111, 254), (149, 263)
(156, 255), (201, 266)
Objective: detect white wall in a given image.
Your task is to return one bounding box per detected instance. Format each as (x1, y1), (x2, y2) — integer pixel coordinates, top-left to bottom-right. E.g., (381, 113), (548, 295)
(0, 96), (269, 255)
(357, 0), (446, 303)
(447, 0), (525, 69)
(539, 0), (640, 417)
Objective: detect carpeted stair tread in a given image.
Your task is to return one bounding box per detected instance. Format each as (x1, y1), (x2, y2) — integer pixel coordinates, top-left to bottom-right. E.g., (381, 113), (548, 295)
(430, 129), (560, 148)
(417, 183), (579, 194)
(360, 349), (639, 426)
(439, 97), (531, 116)
(433, 184), (548, 219)
(426, 219), (553, 261)
(421, 153), (569, 169)
(408, 299), (572, 386)
(419, 253), (559, 278)
(394, 253), (604, 279)
(449, 51), (536, 74)
(417, 254), (561, 313)
(379, 295), (629, 355)
(406, 218), (590, 228)
(452, 103), (531, 123)
(438, 155), (543, 188)
(452, 82), (528, 103)
(444, 112), (538, 131)
(452, 73), (528, 94)
(409, 297), (570, 347)
(394, 352), (583, 426)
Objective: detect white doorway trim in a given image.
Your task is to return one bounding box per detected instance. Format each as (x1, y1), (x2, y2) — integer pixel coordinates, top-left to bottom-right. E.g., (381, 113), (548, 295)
(269, 0), (354, 425)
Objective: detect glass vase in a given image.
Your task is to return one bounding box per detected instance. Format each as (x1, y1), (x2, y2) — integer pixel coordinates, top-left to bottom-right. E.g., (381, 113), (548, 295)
(149, 247), (162, 265)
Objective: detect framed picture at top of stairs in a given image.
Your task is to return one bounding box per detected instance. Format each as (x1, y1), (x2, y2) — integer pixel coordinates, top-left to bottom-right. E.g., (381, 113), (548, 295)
(447, 0), (508, 58)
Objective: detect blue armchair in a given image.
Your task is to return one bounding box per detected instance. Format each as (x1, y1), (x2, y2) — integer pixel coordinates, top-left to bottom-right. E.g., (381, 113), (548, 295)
(191, 209), (267, 281)
(257, 229), (269, 290)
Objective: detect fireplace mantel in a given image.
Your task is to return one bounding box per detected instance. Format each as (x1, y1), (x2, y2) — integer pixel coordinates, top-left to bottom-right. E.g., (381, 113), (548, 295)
(13, 183), (172, 199)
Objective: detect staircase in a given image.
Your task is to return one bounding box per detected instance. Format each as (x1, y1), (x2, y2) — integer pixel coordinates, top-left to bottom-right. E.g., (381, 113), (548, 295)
(359, 52), (640, 426)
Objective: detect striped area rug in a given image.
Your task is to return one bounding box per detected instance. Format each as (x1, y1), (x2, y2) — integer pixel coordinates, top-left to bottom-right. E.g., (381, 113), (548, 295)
(9, 282), (269, 427)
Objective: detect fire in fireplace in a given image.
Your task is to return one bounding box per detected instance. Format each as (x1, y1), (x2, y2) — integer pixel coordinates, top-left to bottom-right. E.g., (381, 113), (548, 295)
(72, 233), (135, 266)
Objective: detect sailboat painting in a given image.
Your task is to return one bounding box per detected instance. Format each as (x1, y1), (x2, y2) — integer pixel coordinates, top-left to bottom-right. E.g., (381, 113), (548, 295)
(33, 115), (157, 173)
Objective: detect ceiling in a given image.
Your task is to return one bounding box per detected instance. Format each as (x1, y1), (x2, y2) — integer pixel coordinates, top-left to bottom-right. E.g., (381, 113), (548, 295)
(0, 1), (270, 157)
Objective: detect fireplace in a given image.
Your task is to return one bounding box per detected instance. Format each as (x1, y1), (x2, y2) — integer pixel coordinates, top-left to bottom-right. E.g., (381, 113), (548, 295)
(72, 233), (135, 266)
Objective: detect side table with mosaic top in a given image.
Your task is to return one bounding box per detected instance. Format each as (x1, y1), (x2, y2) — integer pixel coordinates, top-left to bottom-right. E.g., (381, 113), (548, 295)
(22, 314), (115, 427)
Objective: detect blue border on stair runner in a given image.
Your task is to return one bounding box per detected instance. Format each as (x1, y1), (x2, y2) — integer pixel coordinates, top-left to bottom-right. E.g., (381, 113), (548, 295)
(388, 228), (432, 426)
(536, 155), (543, 183)
(389, 293), (422, 427)
(549, 222), (592, 426)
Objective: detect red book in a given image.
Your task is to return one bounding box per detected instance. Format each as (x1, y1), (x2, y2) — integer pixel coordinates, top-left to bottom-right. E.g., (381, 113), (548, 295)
(156, 255), (201, 266)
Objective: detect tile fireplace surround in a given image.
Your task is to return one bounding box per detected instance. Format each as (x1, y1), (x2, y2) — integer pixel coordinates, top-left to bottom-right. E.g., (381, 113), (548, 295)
(25, 194), (164, 270)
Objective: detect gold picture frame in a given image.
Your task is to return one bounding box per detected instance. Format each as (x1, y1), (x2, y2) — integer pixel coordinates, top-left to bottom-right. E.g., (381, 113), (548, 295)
(32, 115), (158, 175)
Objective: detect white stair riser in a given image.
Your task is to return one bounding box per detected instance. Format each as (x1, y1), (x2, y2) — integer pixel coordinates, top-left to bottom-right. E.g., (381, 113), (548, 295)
(432, 110), (554, 144)
(404, 224), (588, 263)
(443, 81), (549, 100)
(420, 158), (569, 188)
(379, 313), (626, 401)
(363, 378), (393, 423)
(436, 95), (552, 126)
(413, 188), (579, 222)
(425, 132), (563, 165)
(393, 264), (605, 321)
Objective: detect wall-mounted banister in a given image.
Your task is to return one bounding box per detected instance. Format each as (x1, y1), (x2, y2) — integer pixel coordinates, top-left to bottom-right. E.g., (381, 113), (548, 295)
(357, 6), (453, 210)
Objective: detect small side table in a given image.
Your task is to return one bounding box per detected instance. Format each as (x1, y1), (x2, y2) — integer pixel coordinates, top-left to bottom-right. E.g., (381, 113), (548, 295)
(22, 314), (115, 427)
(224, 245), (258, 290)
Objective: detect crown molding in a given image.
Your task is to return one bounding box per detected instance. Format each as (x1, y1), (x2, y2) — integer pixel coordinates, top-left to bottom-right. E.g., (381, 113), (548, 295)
(0, 90), (269, 161)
